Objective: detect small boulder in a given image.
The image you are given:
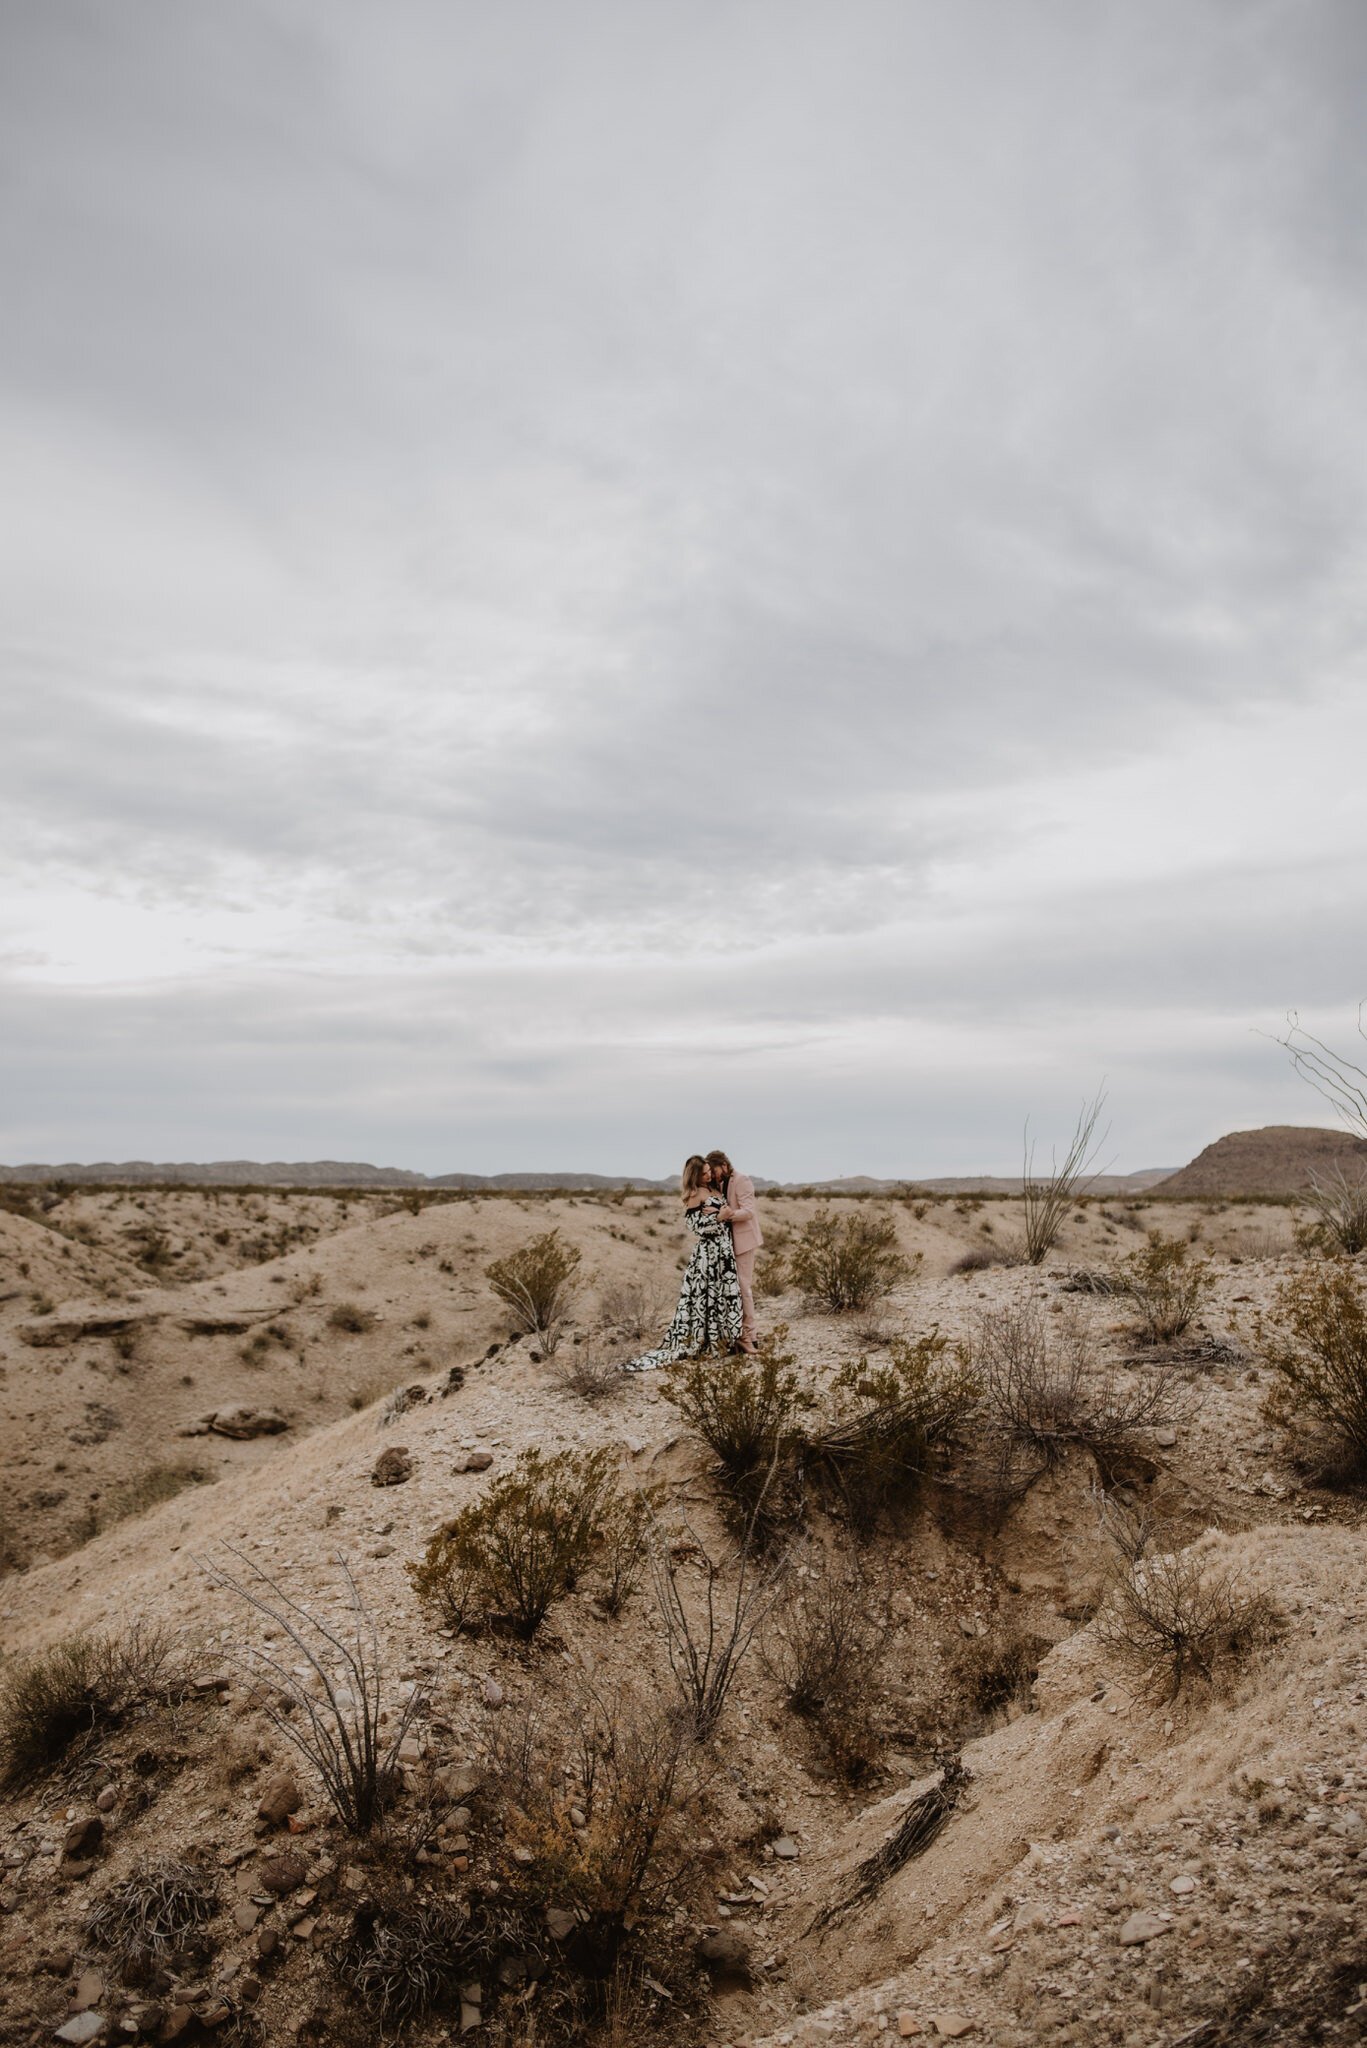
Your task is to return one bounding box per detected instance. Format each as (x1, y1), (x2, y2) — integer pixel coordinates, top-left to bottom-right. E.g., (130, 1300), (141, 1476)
(433, 1763), (483, 1804)
(1118, 1911), (1172, 1946)
(256, 1853), (307, 1897)
(695, 1929), (750, 1973)
(455, 1450), (494, 1474)
(930, 2019), (977, 2040)
(771, 1836), (799, 1860)
(54, 2016), (105, 2045)
(482, 1678), (504, 1709)
(372, 1446), (412, 1487)
(256, 1772), (302, 1828)
(71, 1972), (104, 2011)
(62, 1816), (104, 1861)
(95, 1787), (117, 1814)
(545, 1907), (579, 1943)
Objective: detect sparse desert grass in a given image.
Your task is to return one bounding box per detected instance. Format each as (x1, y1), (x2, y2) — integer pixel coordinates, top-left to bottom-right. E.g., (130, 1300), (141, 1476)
(950, 1241), (1018, 1275)
(335, 1890), (474, 2027)
(650, 1511), (788, 1741)
(951, 1627), (1046, 1721)
(1296, 1166), (1367, 1256)
(595, 1276), (666, 1341)
(89, 1460), (211, 1535)
(485, 1229), (581, 1352)
(0, 1621), (186, 1785)
(549, 1340), (627, 1403)
(789, 1207), (913, 1312)
(1262, 1257), (1367, 1479)
(408, 1445), (619, 1639)
(1021, 1088), (1107, 1263)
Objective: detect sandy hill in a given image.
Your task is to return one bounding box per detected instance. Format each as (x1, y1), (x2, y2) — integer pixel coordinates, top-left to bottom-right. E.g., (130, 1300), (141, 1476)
(0, 1183), (1363, 2047)
(1160, 1125), (1367, 1198)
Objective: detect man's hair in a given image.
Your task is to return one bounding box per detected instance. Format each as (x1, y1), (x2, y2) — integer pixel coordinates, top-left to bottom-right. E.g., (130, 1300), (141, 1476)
(705, 1149), (734, 1177)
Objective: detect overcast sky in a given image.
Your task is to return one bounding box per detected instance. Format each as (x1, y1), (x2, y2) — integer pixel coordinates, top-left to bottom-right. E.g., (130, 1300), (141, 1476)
(3, 0), (1366, 1178)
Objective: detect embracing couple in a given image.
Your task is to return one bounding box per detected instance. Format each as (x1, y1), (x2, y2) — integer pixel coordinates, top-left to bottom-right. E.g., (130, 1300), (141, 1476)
(622, 1149), (763, 1373)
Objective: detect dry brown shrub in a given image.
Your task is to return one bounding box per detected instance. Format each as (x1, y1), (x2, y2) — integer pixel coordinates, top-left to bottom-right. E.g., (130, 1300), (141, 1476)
(762, 1548), (892, 1780)
(1117, 1231), (1212, 1344)
(0, 1620), (186, 1785)
(1095, 1537), (1279, 1701)
(805, 1331), (981, 1537)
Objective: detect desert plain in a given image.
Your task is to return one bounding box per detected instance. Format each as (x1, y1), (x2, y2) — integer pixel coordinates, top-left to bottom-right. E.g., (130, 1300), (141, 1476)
(1, 1137), (1365, 2048)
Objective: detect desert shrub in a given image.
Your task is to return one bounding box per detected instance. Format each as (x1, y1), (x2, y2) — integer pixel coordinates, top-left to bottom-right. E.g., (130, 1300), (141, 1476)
(486, 1230), (581, 1351)
(1021, 1089), (1107, 1264)
(597, 1484), (661, 1615)
(951, 1628), (1045, 1720)
(659, 1329), (812, 1523)
(328, 1302), (378, 1335)
(969, 1301), (1185, 1493)
(408, 1446), (617, 1639)
(1296, 1168), (1367, 1257)
(753, 1246), (790, 1298)
(1118, 1232), (1212, 1344)
(486, 1684), (691, 1976)
(550, 1341), (627, 1405)
(1059, 1267), (1124, 1294)
(0, 1621), (185, 1785)
(210, 1553), (424, 1833)
(805, 1332), (981, 1537)
(1095, 1540), (1279, 1701)
(335, 1892), (476, 2026)
(1262, 1259), (1367, 1478)
(762, 1550), (892, 1780)
(950, 1242), (1018, 1275)
(788, 1208), (912, 1312)
(595, 1277), (666, 1342)
(650, 1514), (788, 1740)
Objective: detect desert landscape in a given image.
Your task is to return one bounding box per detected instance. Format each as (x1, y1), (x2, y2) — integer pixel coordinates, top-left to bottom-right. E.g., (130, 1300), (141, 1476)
(1, 1130), (1365, 2048)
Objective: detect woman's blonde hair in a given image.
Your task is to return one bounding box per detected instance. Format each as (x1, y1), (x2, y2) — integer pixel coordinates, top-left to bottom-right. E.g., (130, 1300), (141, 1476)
(681, 1154), (708, 1198)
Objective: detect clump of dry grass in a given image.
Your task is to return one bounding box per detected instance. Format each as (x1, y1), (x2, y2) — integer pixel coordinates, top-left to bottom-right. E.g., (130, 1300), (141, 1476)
(594, 1277), (666, 1342)
(328, 1301), (378, 1334)
(0, 1621), (186, 1785)
(550, 1340), (627, 1404)
(86, 1856), (218, 1983)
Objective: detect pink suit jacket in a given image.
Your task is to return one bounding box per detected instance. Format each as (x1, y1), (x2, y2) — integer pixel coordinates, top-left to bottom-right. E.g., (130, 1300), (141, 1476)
(725, 1171), (763, 1254)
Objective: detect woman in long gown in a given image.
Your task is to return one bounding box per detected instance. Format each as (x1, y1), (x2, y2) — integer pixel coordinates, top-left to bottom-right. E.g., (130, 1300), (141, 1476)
(622, 1155), (743, 1372)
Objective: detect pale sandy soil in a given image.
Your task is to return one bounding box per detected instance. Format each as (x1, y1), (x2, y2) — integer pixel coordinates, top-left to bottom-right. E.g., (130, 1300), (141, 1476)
(0, 1186), (1362, 2047)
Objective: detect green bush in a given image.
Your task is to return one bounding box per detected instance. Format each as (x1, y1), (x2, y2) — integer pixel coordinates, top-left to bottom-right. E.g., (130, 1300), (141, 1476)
(408, 1446), (617, 1639)
(1263, 1258), (1367, 1477)
(788, 1208), (912, 1313)
(806, 1332), (980, 1537)
(485, 1230), (582, 1349)
(1118, 1232), (1212, 1344)
(659, 1329), (812, 1522)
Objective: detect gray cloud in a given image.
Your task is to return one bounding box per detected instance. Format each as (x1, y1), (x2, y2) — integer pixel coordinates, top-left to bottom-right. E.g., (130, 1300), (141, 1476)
(2, 0), (1365, 1169)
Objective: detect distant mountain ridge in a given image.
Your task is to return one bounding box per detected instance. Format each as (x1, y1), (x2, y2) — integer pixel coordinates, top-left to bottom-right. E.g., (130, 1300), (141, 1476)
(0, 1157), (1172, 1193)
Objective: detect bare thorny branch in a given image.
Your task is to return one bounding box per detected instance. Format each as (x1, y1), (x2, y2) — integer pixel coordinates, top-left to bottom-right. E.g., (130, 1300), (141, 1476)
(203, 1546), (426, 1833)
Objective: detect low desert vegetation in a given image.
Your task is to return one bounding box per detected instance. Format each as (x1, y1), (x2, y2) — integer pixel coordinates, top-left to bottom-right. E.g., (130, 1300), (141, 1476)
(1296, 1166), (1367, 1256)
(1262, 1257), (1367, 1479)
(595, 1276), (666, 1342)
(550, 1338), (629, 1404)
(0, 1620), (185, 1785)
(1021, 1088), (1108, 1264)
(966, 1301), (1185, 1494)
(210, 1552), (424, 1834)
(762, 1548), (893, 1779)
(1095, 1534), (1279, 1702)
(649, 1511), (789, 1740)
(86, 1856), (219, 1983)
(485, 1228), (582, 1352)
(787, 1206), (912, 1312)
(408, 1445), (628, 1639)
(328, 1300), (378, 1334)
(1117, 1230), (1213, 1344)
(660, 1329), (812, 1525)
(335, 1891), (475, 2028)
(806, 1331), (982, 1537)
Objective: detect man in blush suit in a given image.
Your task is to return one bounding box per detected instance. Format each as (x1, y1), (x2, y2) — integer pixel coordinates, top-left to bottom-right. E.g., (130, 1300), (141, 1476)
(706, 1148), (763, 1355)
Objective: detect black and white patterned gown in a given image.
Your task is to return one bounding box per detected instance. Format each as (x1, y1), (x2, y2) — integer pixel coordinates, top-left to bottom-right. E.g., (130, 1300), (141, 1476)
(622, 1195), (743, 1372)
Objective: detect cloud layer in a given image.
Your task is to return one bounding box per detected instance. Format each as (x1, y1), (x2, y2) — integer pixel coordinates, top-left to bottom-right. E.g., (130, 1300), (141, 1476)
(3, 1), (1365, 1174)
